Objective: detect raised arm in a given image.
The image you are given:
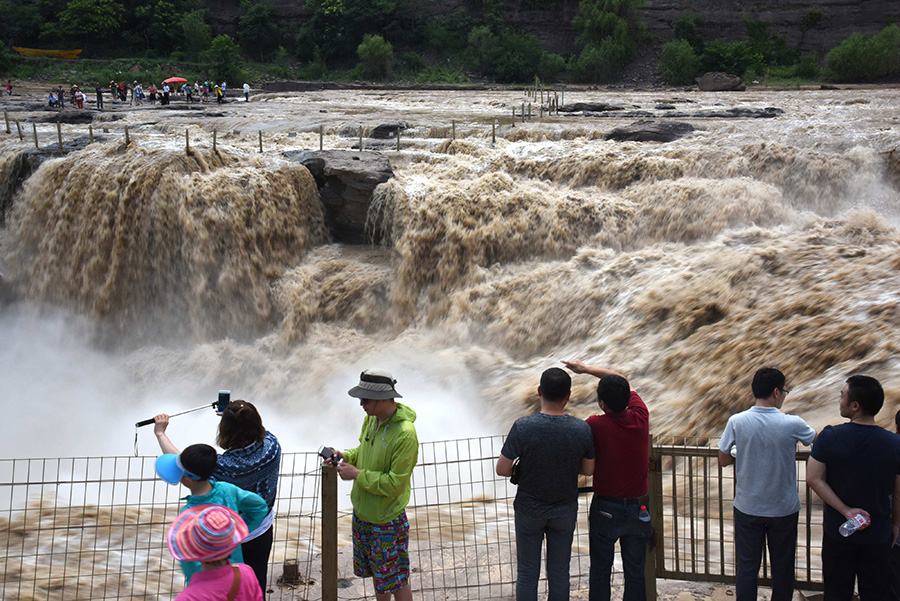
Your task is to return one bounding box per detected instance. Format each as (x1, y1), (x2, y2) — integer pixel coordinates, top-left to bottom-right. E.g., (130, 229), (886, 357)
(562, 360), (634, 391)
(153, 414), (180, 455)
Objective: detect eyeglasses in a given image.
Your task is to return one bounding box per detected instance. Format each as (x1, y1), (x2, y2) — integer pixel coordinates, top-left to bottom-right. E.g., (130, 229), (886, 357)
(781, 388), (790, 395)
(360, 398), (378, 405)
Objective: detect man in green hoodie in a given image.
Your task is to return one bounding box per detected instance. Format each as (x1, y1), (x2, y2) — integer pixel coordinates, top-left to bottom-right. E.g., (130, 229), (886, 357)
(330, 369), (419, 601)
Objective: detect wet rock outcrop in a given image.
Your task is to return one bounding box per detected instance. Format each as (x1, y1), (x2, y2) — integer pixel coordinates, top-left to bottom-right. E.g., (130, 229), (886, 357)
(284, 149), (394, 244)
(697, 72), (746, 91)
(605, 120), (695, 143)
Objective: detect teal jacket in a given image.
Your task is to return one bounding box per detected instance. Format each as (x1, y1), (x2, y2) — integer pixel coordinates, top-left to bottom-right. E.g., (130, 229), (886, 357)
(343, 403), (418, 523)
(178, 480), (268, 583)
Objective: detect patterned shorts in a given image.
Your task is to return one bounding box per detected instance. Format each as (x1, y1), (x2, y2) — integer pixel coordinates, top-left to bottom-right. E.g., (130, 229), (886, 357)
(352, 511), (410, 594)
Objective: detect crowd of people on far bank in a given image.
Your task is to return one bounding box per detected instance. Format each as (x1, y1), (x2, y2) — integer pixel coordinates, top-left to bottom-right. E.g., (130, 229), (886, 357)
(45, 80), (254, 110)
(147, 365), (899, 601)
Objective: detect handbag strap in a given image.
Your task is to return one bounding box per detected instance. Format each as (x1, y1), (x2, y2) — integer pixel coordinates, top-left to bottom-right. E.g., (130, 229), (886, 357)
(226, 564), (241, 601)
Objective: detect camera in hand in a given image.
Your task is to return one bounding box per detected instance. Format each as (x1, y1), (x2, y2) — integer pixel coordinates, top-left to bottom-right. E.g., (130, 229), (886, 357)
(318, 446), (341, 465)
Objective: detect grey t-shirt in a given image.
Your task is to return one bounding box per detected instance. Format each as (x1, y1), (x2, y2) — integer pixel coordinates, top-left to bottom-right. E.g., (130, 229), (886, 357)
(718, 406), (816, 517)
(501, 413), (594, 518)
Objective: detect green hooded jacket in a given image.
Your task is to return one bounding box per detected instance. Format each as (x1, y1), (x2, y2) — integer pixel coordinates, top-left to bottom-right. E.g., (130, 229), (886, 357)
(343, 402), (418, 523)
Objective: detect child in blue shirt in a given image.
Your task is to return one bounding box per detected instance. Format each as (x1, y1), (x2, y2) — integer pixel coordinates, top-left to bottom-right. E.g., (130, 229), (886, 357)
(156, 444), (268, 583)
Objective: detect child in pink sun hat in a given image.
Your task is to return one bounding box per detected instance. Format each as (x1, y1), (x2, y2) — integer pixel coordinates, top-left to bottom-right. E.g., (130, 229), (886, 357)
(167, 504), (263, 601)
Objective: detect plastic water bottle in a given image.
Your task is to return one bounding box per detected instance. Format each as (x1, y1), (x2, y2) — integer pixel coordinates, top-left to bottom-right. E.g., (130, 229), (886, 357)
(639, 505), (651, 523)
(838, 514), (869, 537)
(730, 446), (737, 457)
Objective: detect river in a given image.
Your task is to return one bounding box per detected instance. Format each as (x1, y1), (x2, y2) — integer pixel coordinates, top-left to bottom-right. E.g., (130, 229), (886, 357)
(1, 86), (899, 459)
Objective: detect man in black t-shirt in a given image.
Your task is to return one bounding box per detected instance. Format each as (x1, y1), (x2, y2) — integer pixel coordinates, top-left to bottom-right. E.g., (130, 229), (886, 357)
(497, 368), (595, 601)
(807, 375), (900, 601)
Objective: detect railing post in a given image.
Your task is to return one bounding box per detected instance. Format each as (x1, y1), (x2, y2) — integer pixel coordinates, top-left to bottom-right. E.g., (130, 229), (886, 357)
(319, 125), (324, 151)
(322, 465), (338, 601)
(646, 434), (661, 600)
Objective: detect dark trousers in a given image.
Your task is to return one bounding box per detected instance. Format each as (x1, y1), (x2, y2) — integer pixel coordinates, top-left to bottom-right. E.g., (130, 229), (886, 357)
(515, 509), (577, 601)
(589, 496), (653, 601)
(891, 544), (900, 601)
(733, 507), (798, 601)
(822, 534), (891, 601)
(242, 524), (274, 596)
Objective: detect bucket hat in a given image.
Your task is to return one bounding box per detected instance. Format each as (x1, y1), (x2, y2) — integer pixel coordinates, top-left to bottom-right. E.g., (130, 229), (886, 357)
(167, 504), (248, 562)
(348, 369), (402, 400)
(155, 453), (200, 485)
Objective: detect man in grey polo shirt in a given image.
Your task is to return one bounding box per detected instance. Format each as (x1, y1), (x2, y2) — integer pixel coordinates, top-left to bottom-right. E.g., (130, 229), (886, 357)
(497, 367), (595, 601)
(718, 368), (816, 601)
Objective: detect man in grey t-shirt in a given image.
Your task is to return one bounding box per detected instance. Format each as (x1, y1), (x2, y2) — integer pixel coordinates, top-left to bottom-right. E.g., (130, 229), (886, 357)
(497, 367), (595, 601)
(718, 368), (816, 601)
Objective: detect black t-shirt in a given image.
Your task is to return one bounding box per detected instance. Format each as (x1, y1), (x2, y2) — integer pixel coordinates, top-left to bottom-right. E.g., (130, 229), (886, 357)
(811, 422), (900, 543)
(501, 413), (594, 518)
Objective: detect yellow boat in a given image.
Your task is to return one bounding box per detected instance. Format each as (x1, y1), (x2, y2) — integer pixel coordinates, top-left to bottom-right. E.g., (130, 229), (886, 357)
(13, 47), (82, 59)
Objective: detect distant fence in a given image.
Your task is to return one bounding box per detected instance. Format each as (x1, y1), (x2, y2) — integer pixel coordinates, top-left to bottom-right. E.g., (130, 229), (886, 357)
(0, 435), (823, 601)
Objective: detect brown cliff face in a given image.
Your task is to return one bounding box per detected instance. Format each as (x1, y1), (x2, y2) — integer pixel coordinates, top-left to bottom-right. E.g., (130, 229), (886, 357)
(209, 0), (899, 56)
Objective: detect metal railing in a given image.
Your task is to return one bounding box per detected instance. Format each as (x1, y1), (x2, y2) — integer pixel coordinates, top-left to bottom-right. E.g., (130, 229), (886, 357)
(0, 435), (824, 600)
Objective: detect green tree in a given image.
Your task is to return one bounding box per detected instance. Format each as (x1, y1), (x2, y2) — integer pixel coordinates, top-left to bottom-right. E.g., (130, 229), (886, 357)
(356, 33), (393, 79)
(659, 38), (700, 85)
(571, 0), (645, 82)
(673, 13), (704, 53)
(204, 34), (245, 83)
(825, 24), (900, 82)
(57, 0), (125, 45)
(239, 0), (279, 61)
(0, 3), (44, 47)
(700, 39), (764, 77)
(134, 0), (183, 54)
(180, 10), (211, 59)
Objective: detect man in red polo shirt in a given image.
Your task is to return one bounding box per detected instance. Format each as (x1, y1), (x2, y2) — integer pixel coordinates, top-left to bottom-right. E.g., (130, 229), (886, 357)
(563, 360), (652, 601)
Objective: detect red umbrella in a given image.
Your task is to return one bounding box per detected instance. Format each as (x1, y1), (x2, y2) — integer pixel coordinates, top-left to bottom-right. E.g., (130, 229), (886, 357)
(163, 77), (187, 84)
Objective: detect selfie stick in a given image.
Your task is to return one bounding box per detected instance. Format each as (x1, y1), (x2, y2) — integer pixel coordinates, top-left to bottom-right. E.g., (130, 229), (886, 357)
(135, 391), (231, 428)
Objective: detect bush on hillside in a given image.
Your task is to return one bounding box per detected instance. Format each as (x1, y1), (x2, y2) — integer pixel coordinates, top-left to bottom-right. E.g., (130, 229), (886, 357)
(569, 37), (628, 83)
(700, 39), (764, 77)
(659, 39), (700, 85)
(825, 24), (900, 81)
(357, 34), (393, 80)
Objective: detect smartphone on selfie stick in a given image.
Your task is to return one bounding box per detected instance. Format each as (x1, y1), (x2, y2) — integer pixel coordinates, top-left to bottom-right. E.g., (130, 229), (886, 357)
(135, 390), (232, 428)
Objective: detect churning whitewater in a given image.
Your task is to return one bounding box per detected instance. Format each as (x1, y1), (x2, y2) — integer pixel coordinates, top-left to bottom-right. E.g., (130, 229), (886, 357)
(1, 88), (899, 458)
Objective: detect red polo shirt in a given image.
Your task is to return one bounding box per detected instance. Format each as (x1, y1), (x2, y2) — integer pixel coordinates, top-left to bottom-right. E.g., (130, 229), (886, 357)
(586, 391), (649, 497)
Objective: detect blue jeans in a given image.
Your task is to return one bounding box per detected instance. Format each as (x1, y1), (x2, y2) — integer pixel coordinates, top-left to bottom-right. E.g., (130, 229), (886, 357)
(589, 496), (653, 601)
(515, 509), (578, 601)
(733, 507), (798, 601)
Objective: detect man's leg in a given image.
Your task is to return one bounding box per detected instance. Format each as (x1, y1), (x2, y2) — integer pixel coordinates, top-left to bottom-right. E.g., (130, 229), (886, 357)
(854, 541), (891, 600)
(589, 497), (620, 601)
(733, 507), (766, 601)
(822, 535), (858, 601)
(765, 512), (798, 601)
(890, 544), (900, 601)
(619, 504), (652, 601)
(544, 511), (577, 601)
(515, 510), (546, 601)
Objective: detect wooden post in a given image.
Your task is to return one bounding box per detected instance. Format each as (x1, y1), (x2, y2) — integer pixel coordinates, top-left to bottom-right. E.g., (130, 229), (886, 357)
(540, 105), (543, 119)
(124, 125), (129, 146)
(358, 126), (363, 152)
(646, 434), (662, 601)
(451, 120), (455, 141)
(32, 123), (38, 148)
(319, 125), (323, 151)
(89, 124), (93, 144)
(562, 89), (565, 106)
(511, 108), (515, 128)
(491, 119), (496, 145)
(16, 121), (22, 141)
(322, 465), (338, 601)
(258, 130), (263, 153)
(213, 130), (217, 152)
(4, 111), (9, 134)
(521, 103), (525, 123)
(527, 103), (531, 119)
(57, 122), (62, 147)
(186, 128), (190, 153)
(396, 128), (400, 152)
